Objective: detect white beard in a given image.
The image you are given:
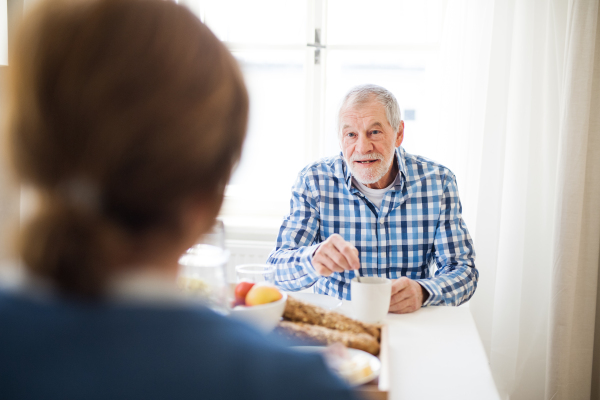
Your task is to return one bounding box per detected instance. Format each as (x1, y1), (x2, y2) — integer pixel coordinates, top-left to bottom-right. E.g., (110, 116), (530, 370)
(346, 149), (395, 185)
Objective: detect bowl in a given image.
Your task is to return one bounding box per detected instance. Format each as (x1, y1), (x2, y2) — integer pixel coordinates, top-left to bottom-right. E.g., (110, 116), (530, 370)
(229, 292), (287, 332)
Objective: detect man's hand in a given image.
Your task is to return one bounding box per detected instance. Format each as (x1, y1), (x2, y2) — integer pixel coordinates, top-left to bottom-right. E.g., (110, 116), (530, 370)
(313, 234), (360, 276)
(389, 277), (429, 314)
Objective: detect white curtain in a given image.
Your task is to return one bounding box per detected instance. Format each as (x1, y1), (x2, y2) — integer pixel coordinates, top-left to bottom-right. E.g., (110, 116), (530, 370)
(546, 0), (600, 398)
(437, 0), (600, 399)
(471, 1), (564, 398)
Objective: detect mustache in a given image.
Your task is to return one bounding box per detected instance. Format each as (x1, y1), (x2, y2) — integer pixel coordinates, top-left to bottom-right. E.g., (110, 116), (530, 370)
(349, 153), (384, 162)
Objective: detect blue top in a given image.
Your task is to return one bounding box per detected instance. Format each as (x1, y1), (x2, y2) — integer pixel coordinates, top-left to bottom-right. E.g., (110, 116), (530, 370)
(0, 289), (357, 400)
(268, 146), (478, 304)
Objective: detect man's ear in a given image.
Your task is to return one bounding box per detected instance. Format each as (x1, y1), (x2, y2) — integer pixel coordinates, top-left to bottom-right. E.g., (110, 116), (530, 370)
(395, 121), (405, 147)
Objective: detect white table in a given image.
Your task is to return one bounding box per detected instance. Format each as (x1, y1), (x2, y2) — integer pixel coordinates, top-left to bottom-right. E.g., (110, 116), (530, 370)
(336, 301), (500, 400)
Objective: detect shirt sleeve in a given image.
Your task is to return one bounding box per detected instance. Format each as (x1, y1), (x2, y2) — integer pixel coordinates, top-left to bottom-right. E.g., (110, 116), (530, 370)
(267, 172), (322, 291)
(414, 174), (478, 306)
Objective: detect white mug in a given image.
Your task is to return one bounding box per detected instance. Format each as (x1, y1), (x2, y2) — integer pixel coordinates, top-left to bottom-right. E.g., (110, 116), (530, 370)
(351, 277), (392, 324)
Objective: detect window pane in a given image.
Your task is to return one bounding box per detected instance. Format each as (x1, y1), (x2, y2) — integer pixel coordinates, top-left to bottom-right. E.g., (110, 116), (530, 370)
(0, 0), (6, 66)
(327, 0), (443, 46)
(323, 50), (440, 160)
(192, 0), (307, 45)
(229, 51), (306, 195)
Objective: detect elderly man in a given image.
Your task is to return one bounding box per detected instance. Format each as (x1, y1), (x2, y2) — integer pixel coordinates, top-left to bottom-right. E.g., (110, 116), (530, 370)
(267, 84), (478, 313)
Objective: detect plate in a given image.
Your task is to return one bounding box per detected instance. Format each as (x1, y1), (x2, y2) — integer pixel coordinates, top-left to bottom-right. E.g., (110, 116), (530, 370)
(288, 293), (342, 310)
(292, 346), (381, 386)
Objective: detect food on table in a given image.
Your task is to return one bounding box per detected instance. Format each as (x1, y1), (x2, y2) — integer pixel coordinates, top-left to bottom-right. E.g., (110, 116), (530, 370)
(275, 297), (382, 355)
(276, 297), (382, 384)
(245, 284), (283, 306)
(234, 281), (255, 305)
(277, 321), (380, 355)
(231, 298), (246, 307)
(177, 276), (211, 297)
(283, 296), (381, 341)
(322, 343), (374, 385)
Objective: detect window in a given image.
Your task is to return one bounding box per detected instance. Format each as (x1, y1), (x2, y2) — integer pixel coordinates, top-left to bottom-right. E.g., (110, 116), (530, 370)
(1, 0), (7, 66)
(178, 0), (446, 230)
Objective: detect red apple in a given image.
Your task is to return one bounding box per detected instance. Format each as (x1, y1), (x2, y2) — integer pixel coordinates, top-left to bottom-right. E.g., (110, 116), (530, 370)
(231, 298), (246, 308)
(234, 281), (255, 302)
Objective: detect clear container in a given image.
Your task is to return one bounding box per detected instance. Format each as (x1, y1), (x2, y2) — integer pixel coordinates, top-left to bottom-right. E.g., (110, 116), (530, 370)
(235, 264), (275, 284)
(178, 244), (229, 314)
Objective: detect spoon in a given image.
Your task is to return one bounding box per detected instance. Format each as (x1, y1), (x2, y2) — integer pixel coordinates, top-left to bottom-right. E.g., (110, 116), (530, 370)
(355, 271), (362, 283)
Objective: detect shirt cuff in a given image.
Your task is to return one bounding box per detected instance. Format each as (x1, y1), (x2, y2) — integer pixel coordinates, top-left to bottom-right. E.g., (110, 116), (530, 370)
(299, 243), (322, 281)
(414, 279), (443, 307)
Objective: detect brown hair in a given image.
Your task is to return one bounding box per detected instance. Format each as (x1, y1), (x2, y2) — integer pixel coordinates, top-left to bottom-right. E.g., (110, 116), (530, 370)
(6, 0), (248, 297)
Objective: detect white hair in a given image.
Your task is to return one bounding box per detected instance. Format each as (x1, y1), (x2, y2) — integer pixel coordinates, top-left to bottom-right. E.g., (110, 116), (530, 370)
(338, 84), (402, 134)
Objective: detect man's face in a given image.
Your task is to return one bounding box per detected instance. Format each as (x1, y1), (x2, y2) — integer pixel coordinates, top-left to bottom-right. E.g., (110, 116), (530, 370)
(339, 98), (404, 188)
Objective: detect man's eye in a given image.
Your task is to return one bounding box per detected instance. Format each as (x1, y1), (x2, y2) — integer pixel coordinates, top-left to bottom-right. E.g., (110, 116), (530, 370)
(346, 132), (356, 138)
(372, 130), (381, 135)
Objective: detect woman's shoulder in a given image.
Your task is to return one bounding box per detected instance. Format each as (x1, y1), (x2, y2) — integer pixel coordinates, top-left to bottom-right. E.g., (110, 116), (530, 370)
(0, 289), (356, 400)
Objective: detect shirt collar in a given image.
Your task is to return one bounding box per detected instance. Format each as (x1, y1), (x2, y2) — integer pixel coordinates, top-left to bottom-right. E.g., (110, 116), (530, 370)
(6, 265), (192, 307)
(343, 146), (407, 190)
(107, 270), (187, 305)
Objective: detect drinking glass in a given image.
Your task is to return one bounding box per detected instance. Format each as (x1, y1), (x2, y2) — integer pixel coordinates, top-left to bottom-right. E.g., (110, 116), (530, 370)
(235, 264), (275, 284)
(177, 220), (229, 314)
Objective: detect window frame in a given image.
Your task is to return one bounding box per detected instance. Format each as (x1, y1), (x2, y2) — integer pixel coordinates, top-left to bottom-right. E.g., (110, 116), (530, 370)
(178, 0), (445, 231)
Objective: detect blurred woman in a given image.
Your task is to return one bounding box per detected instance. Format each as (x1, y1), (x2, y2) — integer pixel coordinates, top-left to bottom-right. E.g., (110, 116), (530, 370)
(0, 1), (357, 399)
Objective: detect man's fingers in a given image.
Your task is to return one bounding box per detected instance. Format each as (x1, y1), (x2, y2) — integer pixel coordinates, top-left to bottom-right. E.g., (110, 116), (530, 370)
(389, 297), (420, 314)
(389, 279), (424, 314)
(389, 301), (412, 314)
(320, 244), (351, 271)
(313, 260), (332, 276)
(314, 247), (345, 273)
(314, 234), (360, 275)
(339, 246), (360, 270)
(330, 235), (360, 269)
(390, 289), (411, 306)
(321, 252), (345, 273)
(391, 277), (410, 294)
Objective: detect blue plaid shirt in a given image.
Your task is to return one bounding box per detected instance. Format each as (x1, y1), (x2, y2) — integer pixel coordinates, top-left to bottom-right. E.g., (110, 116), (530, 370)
(267, 147), (478, 306)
